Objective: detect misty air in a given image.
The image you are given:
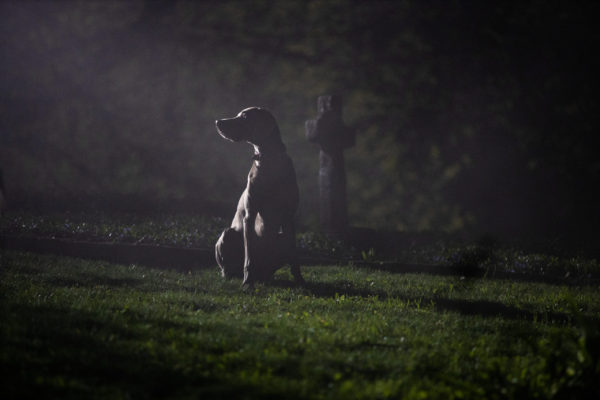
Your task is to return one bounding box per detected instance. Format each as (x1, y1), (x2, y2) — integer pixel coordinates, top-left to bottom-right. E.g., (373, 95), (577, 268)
(1, 1), (599, 399)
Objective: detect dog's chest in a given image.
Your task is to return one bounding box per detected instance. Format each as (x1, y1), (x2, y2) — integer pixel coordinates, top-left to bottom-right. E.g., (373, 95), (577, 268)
(246, 159), (297, 208)
(247, 160), (279, 190)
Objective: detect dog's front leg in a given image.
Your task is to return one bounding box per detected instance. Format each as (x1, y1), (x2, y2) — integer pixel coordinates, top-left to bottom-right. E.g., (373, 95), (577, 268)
(242, 210), (257, 287)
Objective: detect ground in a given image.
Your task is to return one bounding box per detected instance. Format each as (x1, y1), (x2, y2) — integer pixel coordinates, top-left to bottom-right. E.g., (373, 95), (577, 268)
(1, 249), (599, 399)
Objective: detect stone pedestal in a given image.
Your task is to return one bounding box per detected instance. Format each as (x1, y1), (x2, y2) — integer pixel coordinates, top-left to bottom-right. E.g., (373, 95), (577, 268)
(305, 95), (355, 235)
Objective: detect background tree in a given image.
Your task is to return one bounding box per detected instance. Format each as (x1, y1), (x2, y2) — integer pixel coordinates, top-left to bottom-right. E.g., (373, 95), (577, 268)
(1, 0), (597, 244)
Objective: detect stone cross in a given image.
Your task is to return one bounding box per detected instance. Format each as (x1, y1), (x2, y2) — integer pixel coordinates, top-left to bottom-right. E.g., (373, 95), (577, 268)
(305, 95), (355, 235)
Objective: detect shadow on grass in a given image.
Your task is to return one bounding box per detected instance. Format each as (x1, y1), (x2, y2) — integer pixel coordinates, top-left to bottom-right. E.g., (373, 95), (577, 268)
(42, 274), (144, 289)
(271, 279), (578, 325)
(1, 303), (300, 400)
(346, 261), (599, 287)
(40, 272), (213, 297)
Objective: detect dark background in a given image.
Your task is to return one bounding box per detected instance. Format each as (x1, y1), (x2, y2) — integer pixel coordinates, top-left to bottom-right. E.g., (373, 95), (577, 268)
(1, 1), (598, 245)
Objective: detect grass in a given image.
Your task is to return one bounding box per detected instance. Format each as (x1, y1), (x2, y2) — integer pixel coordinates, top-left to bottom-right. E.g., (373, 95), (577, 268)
(0, 211), (226, 248)
(3, 211), (600, 279)
(2, 250), (600, 399)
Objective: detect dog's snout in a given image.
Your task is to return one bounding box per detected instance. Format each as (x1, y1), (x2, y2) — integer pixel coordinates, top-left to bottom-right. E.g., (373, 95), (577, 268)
(215, 118), (240, 142)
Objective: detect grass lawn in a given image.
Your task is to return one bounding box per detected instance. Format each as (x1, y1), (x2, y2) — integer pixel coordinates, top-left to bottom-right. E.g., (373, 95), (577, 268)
(1, 250), (599, 399)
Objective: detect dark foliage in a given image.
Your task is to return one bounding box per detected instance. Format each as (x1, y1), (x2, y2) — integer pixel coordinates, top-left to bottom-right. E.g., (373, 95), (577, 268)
(0, 0), (598, 243)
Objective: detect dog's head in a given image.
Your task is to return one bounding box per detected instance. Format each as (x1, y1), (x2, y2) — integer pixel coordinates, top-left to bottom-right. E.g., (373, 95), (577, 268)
(215, 107), (280, 146)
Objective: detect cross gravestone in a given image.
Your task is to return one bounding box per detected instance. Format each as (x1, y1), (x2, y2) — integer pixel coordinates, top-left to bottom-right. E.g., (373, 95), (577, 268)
(305, 95), (355, 236)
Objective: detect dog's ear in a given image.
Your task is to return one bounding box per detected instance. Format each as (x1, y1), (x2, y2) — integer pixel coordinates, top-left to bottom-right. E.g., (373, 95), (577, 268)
(245, 108), (281, 144)
(268, 118), (281, 137)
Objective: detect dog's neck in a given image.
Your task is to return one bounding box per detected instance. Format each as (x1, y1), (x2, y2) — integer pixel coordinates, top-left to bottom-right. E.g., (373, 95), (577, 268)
(251, 138), (286, 162)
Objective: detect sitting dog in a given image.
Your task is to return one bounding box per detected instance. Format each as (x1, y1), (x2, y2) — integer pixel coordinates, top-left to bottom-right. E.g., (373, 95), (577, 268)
(214, 107), (304, 286)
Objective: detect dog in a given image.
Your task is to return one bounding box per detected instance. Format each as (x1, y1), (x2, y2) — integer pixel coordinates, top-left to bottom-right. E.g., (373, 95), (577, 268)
(214, 107), (304, 287)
